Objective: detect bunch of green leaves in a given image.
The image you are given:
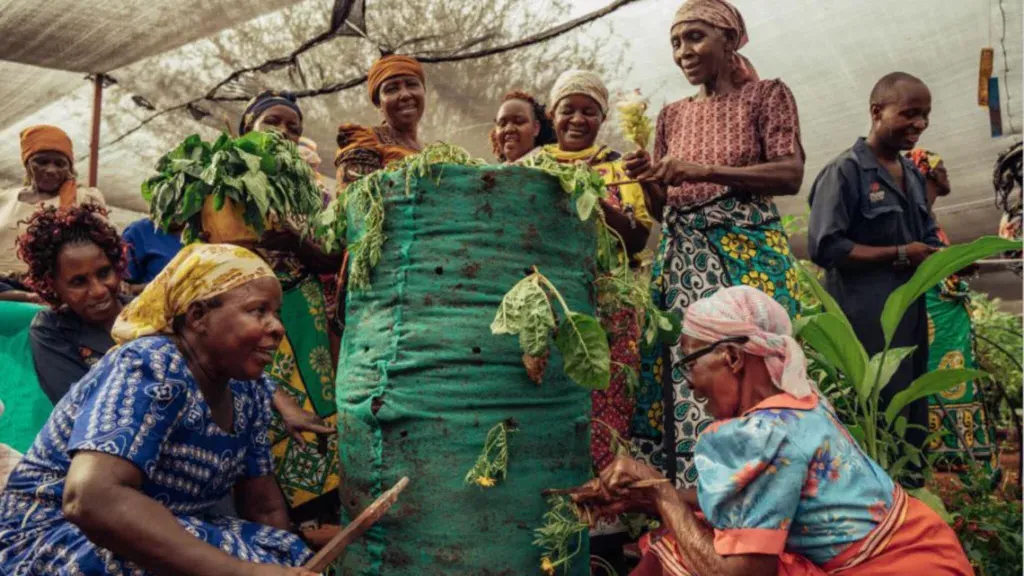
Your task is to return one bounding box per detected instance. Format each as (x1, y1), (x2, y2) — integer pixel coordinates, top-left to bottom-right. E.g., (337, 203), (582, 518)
(794, 237), (1021, 491)
(534, 495), (589, 576)
(464, 419), (518, 489)
(947, 464), (1023, 576)
(315, 143), (486, 289)
(142, 131), (323, 243)
(491, 268), (610, 390)
(970, 291), (1023, 428)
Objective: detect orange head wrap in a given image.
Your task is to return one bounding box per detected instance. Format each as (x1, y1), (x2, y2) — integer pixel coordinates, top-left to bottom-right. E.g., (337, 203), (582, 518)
(367, 55), (425, 107)
(19, 125), (78, 208)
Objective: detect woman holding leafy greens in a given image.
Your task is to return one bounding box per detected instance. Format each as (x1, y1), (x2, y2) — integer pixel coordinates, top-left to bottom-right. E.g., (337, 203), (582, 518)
(143, 91), (341, 544)
(233, 91), (343, 541)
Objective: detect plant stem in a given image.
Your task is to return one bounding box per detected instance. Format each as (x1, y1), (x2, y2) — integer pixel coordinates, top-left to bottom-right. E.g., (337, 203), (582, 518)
(535, 269), (575, 319)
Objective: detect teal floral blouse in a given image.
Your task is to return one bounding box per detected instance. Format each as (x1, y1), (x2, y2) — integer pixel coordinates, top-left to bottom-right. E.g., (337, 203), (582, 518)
(694, 393), (895, 565)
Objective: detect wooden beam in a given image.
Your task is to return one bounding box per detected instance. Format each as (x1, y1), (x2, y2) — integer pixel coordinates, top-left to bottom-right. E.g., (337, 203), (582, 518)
(88, 74), (103, 187)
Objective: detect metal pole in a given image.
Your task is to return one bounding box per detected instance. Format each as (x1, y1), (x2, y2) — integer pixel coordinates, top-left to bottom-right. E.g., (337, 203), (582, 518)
(88, 74), (103, 187)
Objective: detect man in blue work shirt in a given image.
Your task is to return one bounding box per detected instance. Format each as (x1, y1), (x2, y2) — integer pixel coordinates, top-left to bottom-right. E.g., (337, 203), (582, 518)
(807, 72), (944, 486)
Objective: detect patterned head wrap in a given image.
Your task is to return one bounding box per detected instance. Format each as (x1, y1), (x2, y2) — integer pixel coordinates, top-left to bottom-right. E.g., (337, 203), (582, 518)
(111, 243), (276, 344)
(683, 286), (813, 398)
(906, 148), (944, 178)
(672, 0), (759, 86)
(239, 90), (303, 136)
(19, 125), (77, 208)
(367, 55), (426, 107)
(549, 70), (609, 117)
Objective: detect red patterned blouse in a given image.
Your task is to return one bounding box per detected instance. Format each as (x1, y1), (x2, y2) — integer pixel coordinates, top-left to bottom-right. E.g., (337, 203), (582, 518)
(654, 79), (802, 207)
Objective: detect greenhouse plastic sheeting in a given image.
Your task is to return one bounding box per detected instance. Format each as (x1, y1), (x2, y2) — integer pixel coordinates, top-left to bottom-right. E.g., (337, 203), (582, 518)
(336, 165), (594, 575)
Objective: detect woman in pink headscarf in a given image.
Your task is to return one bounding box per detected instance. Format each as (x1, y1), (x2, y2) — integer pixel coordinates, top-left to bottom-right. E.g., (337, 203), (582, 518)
(623, 0), (806, 491)
(568, 287), (972, 576)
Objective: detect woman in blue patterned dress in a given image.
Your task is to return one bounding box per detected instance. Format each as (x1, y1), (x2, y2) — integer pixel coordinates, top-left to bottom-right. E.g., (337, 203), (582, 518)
(0, 243), (316, 576)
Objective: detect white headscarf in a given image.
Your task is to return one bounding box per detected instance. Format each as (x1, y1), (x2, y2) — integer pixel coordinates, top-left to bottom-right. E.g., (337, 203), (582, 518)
(549, 70), (609, 117)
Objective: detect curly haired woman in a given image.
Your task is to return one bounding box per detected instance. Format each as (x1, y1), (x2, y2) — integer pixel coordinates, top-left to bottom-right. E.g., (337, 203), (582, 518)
(17, 204), (127, 404)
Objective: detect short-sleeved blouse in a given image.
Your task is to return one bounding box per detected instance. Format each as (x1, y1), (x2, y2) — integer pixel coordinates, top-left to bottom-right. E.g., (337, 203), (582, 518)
(654, 79), (801, 207)
(694, 393), (895, 565)
(2, 335), (275, 513)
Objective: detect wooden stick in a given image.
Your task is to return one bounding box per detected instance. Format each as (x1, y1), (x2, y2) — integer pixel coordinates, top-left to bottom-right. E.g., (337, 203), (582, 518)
(542, 477), (671, 497)
(605, 179), (653, 187)
(303, 477), (409, 572)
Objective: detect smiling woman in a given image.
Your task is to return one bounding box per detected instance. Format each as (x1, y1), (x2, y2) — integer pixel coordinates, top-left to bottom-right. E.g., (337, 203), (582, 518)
(334, 55), (426, 188)
(16, 204), (127, 405)
(490, 91), (556, 163)
(0, 244), (317, 576)
(0, 125), (106, 303)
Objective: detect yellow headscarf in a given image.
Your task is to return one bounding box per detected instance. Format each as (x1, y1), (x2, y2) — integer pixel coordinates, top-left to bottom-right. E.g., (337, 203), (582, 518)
(111, 243), (276, 344)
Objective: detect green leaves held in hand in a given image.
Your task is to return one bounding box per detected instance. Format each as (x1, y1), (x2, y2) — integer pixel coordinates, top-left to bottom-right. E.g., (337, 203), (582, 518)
(143, 131), (323, 244)
(880, 237), (1022, 346)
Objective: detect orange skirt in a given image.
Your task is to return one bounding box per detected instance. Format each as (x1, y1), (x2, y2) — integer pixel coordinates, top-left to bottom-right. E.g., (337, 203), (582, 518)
(634, 490), (973, 576)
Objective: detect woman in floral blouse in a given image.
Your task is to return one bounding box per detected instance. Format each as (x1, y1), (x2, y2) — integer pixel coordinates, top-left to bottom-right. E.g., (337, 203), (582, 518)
(570, 286), (972, 576)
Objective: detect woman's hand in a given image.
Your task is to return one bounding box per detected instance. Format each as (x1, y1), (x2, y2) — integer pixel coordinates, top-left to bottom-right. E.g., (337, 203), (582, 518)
(260, 229), (302, 253)
(623, 150), (653, 180)
(649, 158), (710, 187)
(272, 390), (335, 447)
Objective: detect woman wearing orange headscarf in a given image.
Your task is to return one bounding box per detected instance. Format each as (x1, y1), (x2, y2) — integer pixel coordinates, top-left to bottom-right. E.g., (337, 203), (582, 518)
(1, 126), (106, 302)
(334, 55), (426, 187)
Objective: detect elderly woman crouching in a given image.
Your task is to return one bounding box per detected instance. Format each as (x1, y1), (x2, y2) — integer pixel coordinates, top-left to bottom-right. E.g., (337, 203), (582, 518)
(570, 286), (972, 576)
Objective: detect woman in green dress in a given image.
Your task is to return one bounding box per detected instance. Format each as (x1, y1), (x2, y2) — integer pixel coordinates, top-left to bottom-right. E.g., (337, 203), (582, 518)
(906, 148), (996, 468)
(236, 91), (343, 539)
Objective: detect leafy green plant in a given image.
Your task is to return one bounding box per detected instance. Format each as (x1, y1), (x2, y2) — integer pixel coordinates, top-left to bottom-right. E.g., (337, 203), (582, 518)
(491, 268), (610, 390)
(947, 464), (1023, 576)
(494, 152), (680, 387)
(465, 419), (518, 489)
(143, 131), (323, 243)
(794, 237), (1021, 488)
(971, 292), (1023, 429)
(534, 495), (589, 576)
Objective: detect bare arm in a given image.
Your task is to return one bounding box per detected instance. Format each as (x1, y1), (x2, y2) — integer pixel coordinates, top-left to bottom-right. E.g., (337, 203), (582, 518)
(654, 485), (778, 576)
(234, 475), (292, 531)
(600, 200), (650, 256)
(698, 152), (804, 196)
(650, 152), (804, 197)
(63, 452), (256, 576)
